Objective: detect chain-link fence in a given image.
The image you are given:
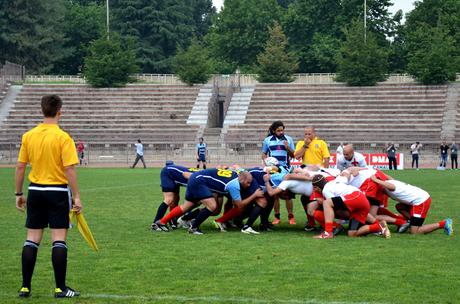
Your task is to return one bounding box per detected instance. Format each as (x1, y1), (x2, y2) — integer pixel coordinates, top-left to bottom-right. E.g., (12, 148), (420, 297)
(0, 142), (451, 169)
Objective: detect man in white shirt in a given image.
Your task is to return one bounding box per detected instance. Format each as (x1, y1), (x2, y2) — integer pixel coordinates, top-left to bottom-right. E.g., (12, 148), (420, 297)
(410, 142), (422, 169)
(336, 144), (367, 171)
(131, 139), (146, 168)
(370, 175), (453, 236)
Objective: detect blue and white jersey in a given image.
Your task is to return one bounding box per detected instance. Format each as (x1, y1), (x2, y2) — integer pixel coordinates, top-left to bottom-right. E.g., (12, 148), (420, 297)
(196, 143), (207, 156)
(194, 168), (239, 194)
(270, 166), (290, 187)
(247, 167), (268, 191)
(262, 134), (295, 167)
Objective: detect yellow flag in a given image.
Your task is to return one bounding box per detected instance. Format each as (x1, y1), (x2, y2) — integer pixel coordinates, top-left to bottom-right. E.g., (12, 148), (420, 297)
(69, 210), (99, 252)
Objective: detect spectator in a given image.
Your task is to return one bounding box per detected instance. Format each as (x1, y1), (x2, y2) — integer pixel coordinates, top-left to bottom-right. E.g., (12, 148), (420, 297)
(410, 142), (422, 170)
(76, 140), (86, 166)
(336, 142), (344, 156)
(294, 126), (330, 168)
(439, 141), (449, 168)
(15, 94), (82, 298)
(130, 139), (146, 169)
(386, 142), (397, 170)
(451, 141), (458, 170)
(196, 137), (208, 169)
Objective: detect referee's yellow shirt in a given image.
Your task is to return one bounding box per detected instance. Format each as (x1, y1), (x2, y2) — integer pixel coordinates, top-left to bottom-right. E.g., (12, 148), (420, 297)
(295, 137), (330, 165)
(18, 123), (79, 185)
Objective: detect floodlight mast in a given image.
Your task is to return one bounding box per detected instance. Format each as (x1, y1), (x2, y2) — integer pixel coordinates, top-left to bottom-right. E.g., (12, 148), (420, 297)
(107, 0), (110, 40)
(364, 0), (367, 43)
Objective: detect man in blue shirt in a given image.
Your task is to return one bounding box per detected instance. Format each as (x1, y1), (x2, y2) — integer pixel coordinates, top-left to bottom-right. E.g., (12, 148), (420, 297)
(196, 137), (208, 169)
(261, 121), (296, 225)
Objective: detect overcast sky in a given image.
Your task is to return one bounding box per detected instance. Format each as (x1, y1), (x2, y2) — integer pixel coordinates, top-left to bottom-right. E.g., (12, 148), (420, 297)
(212, 0), (416, 19)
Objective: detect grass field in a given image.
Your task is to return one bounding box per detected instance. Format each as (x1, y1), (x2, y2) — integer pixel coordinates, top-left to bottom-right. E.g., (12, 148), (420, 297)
(0, 167), (458, 304)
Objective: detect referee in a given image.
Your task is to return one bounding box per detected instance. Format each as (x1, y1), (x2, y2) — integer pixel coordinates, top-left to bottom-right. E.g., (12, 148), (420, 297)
(15, 95), (82, 298)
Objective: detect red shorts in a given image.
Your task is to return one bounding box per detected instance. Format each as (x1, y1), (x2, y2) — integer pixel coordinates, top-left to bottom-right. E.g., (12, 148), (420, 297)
(359, 169), (388, 207)
(410, 198), (431, 219)
(310, 191), (324, 201)
(342, 191), (370, 224)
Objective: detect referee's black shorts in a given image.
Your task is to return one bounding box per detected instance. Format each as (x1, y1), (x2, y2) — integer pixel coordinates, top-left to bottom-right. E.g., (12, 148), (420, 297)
(26, 183), (72, 229)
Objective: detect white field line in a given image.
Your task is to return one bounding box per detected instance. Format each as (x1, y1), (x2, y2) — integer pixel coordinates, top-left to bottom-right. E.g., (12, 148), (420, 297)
(83, 293), (386, 304)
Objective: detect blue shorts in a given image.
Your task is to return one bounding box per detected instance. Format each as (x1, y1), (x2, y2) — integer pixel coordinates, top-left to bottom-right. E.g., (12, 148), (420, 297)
(160, 167), (180, 193)
(185, 176), (213, 203)
(197, 154), (206, 162)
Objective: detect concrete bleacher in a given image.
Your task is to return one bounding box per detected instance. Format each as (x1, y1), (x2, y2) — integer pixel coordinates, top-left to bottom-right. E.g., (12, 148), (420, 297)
(0, 84), (201, 144)
(224, 83), (448, 146)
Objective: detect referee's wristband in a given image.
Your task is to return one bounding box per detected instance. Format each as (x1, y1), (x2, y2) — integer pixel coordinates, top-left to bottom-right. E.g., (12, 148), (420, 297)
(15, 192), (23, 196)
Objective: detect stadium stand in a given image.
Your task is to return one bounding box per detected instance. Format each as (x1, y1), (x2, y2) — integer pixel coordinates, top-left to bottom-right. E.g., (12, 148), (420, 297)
(224, 83), (449, 148)
(0, 84), (201, 144)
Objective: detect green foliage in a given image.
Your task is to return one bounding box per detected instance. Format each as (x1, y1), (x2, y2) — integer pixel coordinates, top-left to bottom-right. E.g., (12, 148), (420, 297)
(0, 0), (68, 73)
(336, 20), (388, 86)
(405, 0), (460, 74)
(0, 167), (458, 303)
(173, 38), (212, 85)
(256, 22), (298, 83)
(83, 35), (139, 87)
(206, 0), (282, 73)
(406, 25), (457, 85)
(111, 0), (215, 73)
(53, 2), (105, 74)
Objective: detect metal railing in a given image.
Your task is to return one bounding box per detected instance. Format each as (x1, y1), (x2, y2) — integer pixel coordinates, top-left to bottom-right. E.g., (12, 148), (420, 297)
(23, 73), (460, 86)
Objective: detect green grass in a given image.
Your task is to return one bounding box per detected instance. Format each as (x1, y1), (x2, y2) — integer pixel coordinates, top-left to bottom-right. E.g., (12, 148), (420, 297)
(0, 168), (458, 304)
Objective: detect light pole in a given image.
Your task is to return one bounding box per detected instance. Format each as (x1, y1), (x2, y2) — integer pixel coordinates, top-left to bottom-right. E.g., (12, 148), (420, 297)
(106, 0), (110, 40)
(364, 0), (367, 43)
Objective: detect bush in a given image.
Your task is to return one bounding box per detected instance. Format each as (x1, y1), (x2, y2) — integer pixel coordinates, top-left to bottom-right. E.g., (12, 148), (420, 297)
(83, 34), (139, 87)
(173, 38), (212, 86)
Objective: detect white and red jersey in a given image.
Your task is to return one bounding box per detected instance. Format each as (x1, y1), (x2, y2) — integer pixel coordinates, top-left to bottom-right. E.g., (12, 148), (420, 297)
(336, 152), (367, 171)
(322, 176), (361, 199)
(278, 180), (313, 196)
(306, 168), (340, 182)
(384, 180), (430, 206)
(348, 168), (377, 188)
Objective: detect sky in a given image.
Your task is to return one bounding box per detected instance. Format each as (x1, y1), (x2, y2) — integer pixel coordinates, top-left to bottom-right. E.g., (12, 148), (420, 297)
(212, 0), (416, 18)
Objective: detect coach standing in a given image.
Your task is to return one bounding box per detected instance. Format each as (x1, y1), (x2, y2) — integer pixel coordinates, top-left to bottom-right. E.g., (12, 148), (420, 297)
(15, 95), (82, 298)
(294, 126), (330, 168)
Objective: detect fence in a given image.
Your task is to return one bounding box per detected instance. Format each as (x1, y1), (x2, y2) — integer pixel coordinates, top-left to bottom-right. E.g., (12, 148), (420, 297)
(1, 61), (25, 91)
(24, 73), (460, 86)
(0, 142), (451, 168)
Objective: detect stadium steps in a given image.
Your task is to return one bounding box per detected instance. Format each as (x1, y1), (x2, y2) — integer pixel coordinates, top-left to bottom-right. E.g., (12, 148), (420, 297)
(187, 85), (213, 125)
(442, 83), (460, 141)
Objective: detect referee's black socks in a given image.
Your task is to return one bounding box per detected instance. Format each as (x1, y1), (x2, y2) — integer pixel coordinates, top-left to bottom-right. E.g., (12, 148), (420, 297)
(21, 240), (39, 289)
(52, 241), (67, 290)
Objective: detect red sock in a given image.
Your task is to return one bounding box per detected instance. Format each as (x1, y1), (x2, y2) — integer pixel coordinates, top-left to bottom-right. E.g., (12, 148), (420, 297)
(368, 221), (382, 233)
(313, 210), (325, 228)
(439, 220), (446, 228)
(307, 214), (316, 226)
(160, 206), (184, 224)
(378, 207), (399, 219)
(393, 218), (406, 226)
(325, 222), (333, 234)
(215, 207), (242, 223)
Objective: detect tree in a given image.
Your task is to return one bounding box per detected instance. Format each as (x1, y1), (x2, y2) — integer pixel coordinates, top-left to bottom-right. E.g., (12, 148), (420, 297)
(282, 0), (341, 72)
(0, 0), (68, 73)
(173, 38), (212, 85)
(406, 25), (457, 85)
(83, 35), (139, 87)
(335, 20), (388, 86)
(53, 2), (105, 74)
(206, 0), (282, 73)
(405, 0), (460, 73)
(256, 22), (298, 83)
(111, 0), (215, 73)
